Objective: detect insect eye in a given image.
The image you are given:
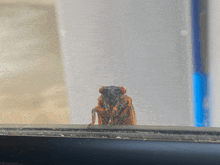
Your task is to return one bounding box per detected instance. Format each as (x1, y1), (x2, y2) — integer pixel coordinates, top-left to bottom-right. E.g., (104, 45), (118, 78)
(120, 86), (126, 94)
(99, 86), (105, 93)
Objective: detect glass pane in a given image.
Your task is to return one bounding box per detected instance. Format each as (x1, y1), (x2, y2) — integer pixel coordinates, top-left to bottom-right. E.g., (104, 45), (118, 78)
(0, 0), (213, 128)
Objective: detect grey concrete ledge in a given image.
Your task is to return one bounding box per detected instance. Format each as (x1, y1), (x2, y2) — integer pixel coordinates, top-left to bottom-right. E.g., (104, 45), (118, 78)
(0, 124), (219, 143)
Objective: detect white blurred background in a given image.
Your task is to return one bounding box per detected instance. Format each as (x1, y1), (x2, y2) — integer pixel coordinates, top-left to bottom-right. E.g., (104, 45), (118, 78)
(56, 0), (194, 126)
(3, 0), (220, 127)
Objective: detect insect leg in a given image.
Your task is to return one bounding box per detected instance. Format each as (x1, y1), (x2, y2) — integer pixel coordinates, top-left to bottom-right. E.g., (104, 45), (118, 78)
(98, 113), (110, 125)
(118, 112), (129, 125)
(88, 108), (96, 126)
(118, 107), (136, 125)
(108, 113), (114, 125)
(116, 101), (129, 117)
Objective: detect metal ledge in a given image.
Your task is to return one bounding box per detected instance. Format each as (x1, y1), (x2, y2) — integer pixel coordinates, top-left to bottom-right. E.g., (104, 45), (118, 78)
(0, 124), (220, 143)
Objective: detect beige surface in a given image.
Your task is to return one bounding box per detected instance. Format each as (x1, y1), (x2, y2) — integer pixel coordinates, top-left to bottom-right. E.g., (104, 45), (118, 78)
(0, 0), (71, 124)
(0, 0), (54, 5)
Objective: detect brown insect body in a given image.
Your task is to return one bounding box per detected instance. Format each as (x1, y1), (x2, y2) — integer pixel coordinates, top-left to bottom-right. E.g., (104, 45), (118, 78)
(88, 86), (136, 126)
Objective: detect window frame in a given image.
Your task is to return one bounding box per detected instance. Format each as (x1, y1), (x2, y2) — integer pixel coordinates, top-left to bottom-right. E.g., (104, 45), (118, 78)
(1, 125), (220, 165)
(1, 124), (220, 143)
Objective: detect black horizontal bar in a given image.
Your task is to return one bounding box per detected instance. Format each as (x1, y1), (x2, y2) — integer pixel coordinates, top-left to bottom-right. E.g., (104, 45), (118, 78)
(1, 136), (220, 165)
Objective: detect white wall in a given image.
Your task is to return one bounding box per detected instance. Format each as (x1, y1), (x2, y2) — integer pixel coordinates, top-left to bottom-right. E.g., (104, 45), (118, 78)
(55, 0), (193, 126)
(208, 0), (220, 127)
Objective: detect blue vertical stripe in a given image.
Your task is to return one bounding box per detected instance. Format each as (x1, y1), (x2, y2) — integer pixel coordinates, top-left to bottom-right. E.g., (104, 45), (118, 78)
(191, 0), (207, 127)
(192, 73), (205, 127)
(192, 0), (202, 73)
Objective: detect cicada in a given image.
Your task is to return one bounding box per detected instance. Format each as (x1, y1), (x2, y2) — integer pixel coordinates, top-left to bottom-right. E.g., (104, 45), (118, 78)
(88, 86), (136, 126)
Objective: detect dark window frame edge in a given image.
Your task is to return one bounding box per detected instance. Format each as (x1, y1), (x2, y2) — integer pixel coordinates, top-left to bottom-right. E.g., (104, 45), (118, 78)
(0, 124), (219, 143)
